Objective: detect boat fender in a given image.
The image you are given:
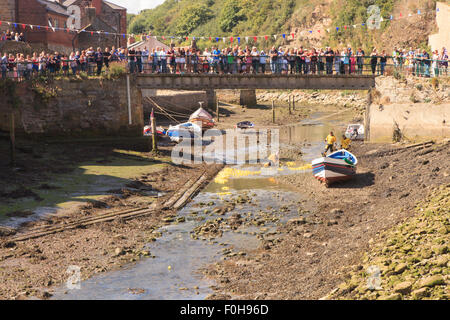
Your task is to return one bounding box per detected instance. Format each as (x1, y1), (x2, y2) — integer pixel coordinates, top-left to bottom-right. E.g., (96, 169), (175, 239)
(344, 158), (354, 166)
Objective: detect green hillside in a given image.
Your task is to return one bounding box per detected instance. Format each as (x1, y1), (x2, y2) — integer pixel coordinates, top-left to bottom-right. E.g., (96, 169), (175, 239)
(127, 0), (439, 51)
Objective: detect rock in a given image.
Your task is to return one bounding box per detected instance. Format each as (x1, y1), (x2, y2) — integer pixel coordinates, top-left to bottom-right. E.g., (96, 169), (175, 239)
(114, 247), (125, 256)
(411, 288), (429, 299)
(330, 208), (343, 215)
(394, 263), (408, 274)
(434, 255), (448, 267)
(288, 217), (306, 225)
(393, 281), (413, 294)
(327, 219), (338, 226)
(379, 293), (402, 300)
(176, 217), (186, 223)
(303, 233), (313, 239)
(419, 275), (445, 288)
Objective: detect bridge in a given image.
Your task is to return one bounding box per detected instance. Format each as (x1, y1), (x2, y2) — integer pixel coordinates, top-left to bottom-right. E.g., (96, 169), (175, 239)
(136, 74), (376, 108)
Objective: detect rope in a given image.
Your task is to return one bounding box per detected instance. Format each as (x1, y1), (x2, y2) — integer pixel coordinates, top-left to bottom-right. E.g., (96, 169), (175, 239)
(146, 97), (182, 124)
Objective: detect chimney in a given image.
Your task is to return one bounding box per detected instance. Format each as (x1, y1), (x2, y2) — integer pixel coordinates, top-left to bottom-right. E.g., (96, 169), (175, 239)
(85, 7), (96, 25)
(92, 0), (102, 16)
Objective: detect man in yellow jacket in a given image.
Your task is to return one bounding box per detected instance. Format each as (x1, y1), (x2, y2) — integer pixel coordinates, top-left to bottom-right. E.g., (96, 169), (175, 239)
(341, 135), (351, 150)
(323, 131), (336, 156)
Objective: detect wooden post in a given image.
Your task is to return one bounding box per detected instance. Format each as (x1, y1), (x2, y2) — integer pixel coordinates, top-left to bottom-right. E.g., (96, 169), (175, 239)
(151, 115), (157, 151)
(10, 112), (15, 167)
(150, 108), (157, 151)
(292, 96), (295, 111)
(288, 96), (292, 114)
(216, 100), (220, 123)
(272, 101), (275, 124)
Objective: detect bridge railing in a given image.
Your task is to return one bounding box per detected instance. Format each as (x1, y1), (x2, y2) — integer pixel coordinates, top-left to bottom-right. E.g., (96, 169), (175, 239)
(1, 55), (448, 81)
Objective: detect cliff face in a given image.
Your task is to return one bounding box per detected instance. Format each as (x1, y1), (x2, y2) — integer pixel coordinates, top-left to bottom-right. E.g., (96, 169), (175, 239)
(128, 0), (441, 51)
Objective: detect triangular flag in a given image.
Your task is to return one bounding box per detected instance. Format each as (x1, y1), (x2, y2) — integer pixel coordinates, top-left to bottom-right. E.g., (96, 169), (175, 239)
(21, 24), (26, 29)
(390, 15), (393, 20)
(30, 25), (33, 30)
(230, 37), (233, 42)
(253, 36), (257, 42)
(336, 27), (339, 31)
(418, 10), (421, 15)
(399, 13), (402, 17)
(380, 17), (384, 22)
(318, 30), (320, 33)
(245, 36), (249, 43)
(309, 30), (312, 34)
(52, 27), (55, 32)
(291, 33), (295, 39)
(344, 25), (347, 30)
(264, 35), (268, 41)
(216, 37), (219, 42)
(237, 37), (240, 43)
(353, 24), (357, 28)
(222, 37), (225, 43)
(282, 34), (286, 39)
(408, 13), (412, 17)
(274, 35), (277, 40)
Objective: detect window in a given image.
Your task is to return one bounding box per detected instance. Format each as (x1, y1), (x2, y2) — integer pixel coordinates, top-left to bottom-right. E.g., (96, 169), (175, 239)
(48, 18), (53, 27)
(55, 19), (59, 28)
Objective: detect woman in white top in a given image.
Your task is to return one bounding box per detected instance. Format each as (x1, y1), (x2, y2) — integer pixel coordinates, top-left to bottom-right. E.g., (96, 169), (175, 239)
(432, 50), (439, 77)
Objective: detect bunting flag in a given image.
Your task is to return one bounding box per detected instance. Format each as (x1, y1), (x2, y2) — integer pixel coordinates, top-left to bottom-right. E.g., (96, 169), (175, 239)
(0, 7), (440, 43)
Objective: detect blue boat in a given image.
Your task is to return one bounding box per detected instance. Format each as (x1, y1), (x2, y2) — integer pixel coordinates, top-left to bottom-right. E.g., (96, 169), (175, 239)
(312, 150), (358, 186)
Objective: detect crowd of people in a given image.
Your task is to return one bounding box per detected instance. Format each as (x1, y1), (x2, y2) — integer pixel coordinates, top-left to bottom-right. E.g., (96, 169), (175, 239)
(1, 30), (26, 42)
(1, 44), (449, 80)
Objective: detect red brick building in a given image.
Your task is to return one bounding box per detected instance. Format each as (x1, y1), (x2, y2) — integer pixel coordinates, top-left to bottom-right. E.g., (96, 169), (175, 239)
(1, 0), (127, 53)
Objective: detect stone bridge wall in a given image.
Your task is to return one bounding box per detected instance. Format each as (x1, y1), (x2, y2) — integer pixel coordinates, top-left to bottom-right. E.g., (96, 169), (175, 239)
(0, 77), (143, 137)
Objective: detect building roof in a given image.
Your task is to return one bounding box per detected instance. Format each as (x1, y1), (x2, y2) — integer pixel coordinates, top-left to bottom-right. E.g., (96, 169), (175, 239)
(104, 1), (126, 10)
(62, 0), (126, 11)
(37, 0), (70, 16)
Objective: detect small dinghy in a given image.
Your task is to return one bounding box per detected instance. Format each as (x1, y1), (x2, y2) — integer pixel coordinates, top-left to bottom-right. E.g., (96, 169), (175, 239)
(345, 124), (365, 141)
(235, 121), (255, 130)
(312, 150), (358, 187)
(166, 122), (201, 143)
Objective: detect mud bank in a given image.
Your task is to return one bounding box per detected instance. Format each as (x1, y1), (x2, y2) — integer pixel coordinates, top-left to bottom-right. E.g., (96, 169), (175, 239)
(204, 139), (450, 300)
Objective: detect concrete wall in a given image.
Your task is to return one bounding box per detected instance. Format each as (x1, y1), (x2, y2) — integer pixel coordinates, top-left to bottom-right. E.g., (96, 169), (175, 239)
(429, 2), (450, 53)
(136, 74), (376, 91)
(142, 90), (207, 121)
(0, 77), (143, 137)
(368, 103), (450, 142)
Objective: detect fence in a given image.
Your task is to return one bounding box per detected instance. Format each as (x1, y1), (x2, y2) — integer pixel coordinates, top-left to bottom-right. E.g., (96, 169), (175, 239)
(1, 55), (448, 81)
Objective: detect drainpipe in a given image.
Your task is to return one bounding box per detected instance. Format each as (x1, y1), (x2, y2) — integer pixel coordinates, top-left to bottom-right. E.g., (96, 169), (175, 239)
(127, 74), (132, 125)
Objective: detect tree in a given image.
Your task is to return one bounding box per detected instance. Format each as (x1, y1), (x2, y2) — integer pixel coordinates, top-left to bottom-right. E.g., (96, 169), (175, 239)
(175, 4), (213, 36)
(219, 0), (245, 32)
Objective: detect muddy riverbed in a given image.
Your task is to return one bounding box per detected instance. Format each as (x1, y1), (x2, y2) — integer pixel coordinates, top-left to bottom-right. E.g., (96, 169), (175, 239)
(46, 110), (356, 299)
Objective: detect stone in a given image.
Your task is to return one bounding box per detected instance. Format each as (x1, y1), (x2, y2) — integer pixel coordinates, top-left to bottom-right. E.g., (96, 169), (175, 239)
(330, 208), (343, 215)
(419, 275), (445, 288)
(327, 219), (338, 226)
(288, 217), (307, 225)
(303, 233), (313, 239)
(411, 288), (429, 299)
(393, 281), (413, 295)
(434, 255), (448, 267)
(378, 293), (402, 300)
(394, 263), (408, 274)
(114, 247), (125, 256)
